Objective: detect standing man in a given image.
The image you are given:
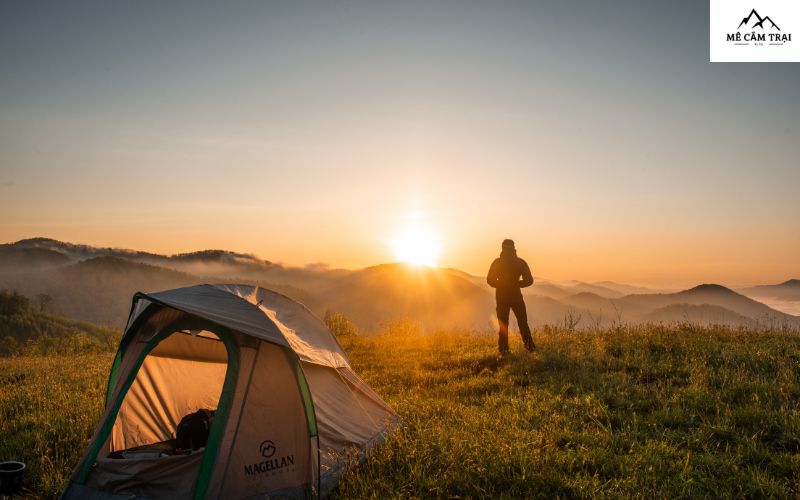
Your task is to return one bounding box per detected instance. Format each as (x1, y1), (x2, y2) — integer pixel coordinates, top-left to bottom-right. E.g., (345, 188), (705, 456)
(487, 239), (535, 354)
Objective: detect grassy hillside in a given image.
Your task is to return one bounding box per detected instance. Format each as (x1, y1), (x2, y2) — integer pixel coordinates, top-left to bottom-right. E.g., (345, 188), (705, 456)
(2, 323), (799, 498)
(335, 326), (800, 498)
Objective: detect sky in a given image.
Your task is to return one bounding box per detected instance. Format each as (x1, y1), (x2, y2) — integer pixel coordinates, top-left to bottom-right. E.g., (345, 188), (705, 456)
(1, 1), (798, 288)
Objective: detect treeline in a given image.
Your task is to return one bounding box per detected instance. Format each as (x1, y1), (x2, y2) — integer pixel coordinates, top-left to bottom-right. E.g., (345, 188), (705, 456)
(0, 289), (119, 356)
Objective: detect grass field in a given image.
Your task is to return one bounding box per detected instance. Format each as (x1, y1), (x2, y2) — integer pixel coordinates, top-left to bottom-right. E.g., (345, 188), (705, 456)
(2, 324), (800, 498)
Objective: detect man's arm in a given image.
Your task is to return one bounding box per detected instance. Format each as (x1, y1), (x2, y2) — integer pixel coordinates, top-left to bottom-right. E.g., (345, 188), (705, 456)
(486, 259), (499, 288)
(518, 259), (534, 288)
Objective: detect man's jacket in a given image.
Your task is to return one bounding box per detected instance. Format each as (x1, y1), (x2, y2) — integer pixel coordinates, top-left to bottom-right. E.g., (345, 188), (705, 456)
(486, 250), (534, 297)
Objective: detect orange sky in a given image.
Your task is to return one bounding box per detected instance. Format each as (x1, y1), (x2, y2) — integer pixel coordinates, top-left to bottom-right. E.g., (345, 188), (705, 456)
(2, 194), (797, 289)
(1, 2), (799, 289)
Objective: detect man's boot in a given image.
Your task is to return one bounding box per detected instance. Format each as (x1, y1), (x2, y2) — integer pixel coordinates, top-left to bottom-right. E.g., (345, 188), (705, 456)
(522, 330), (535, 352)
(498, 331), (509, 355)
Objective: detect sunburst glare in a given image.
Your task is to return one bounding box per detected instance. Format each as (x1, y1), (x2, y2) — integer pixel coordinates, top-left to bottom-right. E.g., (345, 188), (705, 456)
(390, 222), (442, 267)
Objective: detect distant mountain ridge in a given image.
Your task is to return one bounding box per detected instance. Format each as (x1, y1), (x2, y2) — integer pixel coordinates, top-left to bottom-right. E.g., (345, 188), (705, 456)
(740, 279), (800, 301)
(2, 237), (349, 292)
(1, 238), (798, 331)
(9, 237), (162, 261)
(8, 237), (267, 266)
(643, 304), (753, 327)
(619, 284), (796, 326)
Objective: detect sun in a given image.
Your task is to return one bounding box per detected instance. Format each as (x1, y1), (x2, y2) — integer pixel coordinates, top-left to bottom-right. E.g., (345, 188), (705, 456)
(390, 223), (442, 267)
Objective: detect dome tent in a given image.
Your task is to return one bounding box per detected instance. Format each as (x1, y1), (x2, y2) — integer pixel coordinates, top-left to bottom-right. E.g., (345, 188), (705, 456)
(62, 284), (400, 499)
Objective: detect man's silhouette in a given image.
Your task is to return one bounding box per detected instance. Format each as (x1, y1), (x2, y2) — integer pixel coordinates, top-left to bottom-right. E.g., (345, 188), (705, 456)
(487, 239), (535, 354)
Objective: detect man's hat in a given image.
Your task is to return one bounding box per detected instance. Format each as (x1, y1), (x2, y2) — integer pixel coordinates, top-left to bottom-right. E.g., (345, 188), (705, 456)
(502, 239), (515, 249)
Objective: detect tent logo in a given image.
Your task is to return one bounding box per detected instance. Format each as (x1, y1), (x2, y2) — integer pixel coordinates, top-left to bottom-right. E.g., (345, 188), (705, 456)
(259, 440), (276, 459)
(244, 440), (295, 478)
(725, 9), (792, 45)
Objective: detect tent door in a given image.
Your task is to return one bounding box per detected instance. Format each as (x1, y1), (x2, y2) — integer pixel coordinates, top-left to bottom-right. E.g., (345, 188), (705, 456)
(76, 319), (239, 500)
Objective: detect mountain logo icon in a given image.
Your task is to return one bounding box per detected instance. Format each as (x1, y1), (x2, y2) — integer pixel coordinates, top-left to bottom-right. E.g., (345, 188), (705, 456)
(737, 9), (781, 31)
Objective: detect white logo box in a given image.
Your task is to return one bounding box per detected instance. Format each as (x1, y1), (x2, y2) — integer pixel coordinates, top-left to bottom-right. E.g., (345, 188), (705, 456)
(710, 0), (800, 62)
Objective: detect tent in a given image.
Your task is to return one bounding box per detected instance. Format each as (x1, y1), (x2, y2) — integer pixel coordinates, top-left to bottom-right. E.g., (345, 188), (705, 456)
(62, 284), (400, 499)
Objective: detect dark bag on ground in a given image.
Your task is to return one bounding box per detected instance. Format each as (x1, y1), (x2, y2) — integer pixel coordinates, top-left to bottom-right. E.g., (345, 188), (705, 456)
(175, 409), (216, 450)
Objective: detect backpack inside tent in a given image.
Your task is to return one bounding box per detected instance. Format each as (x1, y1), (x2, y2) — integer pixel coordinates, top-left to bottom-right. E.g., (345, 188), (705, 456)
(61, 284), (400, 499)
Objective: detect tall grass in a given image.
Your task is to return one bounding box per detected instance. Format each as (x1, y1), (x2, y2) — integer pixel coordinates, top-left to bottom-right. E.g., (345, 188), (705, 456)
(1, 324), (799, 498)
(0, 354), (111, 497)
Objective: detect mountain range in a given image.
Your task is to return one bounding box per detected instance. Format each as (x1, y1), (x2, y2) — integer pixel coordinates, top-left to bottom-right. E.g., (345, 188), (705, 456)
(1, 238), (798, 332)
(740, 279), (800, 301)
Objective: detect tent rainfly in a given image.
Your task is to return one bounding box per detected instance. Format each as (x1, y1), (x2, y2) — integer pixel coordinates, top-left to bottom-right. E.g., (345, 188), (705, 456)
(61, 284), (400, 499)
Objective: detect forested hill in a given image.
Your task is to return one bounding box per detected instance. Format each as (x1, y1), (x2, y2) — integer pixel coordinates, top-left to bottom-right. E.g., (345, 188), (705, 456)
(0, 290), (118, 356)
